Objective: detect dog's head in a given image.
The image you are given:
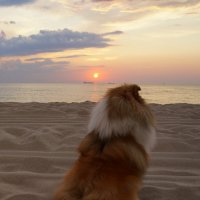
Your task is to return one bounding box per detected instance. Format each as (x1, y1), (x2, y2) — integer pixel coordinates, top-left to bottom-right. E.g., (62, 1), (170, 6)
(105, 84), (146, 120)
(88, 84), (156, 152)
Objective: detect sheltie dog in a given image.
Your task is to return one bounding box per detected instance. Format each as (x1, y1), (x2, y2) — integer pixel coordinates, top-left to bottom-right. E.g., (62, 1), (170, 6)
(54, 84), (156, 200)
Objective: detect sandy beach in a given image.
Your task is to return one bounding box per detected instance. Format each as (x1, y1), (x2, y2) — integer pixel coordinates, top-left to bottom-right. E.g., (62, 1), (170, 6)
(0, 102), (199, 200)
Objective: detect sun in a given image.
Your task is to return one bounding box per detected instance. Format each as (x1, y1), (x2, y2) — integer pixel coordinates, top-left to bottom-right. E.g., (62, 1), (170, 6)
(93, 73), (99, 79)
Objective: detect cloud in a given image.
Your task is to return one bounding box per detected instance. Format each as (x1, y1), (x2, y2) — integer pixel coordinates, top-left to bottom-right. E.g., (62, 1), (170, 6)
(90, 0), (200, 12)
(154, 0), (200, 8)
(0, 59), (70, 82)
(0, 21), (16, 25)
(101, 30), (123, 36)
(0, 59), (70, 71)
(83, 0), (200, 32)
(92, 0), (114, 2)
(0, 30), (6, 39)
(10, 21), (16, 24)
(92, 0), (113, 1)
(91, 0), (200, 8)
(0, 0), (36, 6)
(25, 57), (50, 62)
(0, 29), (110, 57)
(57, 55), (88, 59)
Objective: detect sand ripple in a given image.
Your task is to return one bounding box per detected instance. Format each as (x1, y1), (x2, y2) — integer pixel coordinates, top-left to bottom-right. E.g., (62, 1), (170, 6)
(0, 102), (199, 199)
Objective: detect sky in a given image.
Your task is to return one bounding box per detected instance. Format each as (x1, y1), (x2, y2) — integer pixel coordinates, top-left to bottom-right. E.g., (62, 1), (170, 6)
(0, 0), (200, 84)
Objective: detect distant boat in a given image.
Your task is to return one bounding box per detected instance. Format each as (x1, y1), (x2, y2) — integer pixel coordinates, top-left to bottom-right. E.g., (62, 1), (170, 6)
(83, 81), (94, 84)
(107, 82), (115, 84)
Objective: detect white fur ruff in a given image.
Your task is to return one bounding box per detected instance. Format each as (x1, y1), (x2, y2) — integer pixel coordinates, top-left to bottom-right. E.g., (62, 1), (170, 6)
(88, 97), (156, 153)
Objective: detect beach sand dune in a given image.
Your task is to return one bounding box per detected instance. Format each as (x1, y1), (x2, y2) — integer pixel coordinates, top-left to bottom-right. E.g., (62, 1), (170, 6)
(0, 102), (199, 200)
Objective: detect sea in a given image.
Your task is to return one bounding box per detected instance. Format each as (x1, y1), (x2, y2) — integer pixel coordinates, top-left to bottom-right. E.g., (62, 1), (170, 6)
(0, 83), (199, 104)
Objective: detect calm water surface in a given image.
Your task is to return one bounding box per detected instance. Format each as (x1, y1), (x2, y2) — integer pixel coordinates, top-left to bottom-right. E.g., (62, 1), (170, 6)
(0, 83), (199, 104)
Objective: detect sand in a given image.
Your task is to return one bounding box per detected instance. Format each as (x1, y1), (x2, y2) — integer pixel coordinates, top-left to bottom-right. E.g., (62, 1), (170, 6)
(0, 102), (199, 200)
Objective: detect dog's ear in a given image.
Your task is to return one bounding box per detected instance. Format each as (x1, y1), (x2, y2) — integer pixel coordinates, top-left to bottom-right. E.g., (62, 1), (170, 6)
(133, 84), (141, 92)
(132, 84), (141, 96)
(131, 85), (143, 103)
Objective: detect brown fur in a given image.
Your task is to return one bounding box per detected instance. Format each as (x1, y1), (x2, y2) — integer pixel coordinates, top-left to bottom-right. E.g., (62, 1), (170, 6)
(106, 84), (154, 127)
(54, 84), (155, 200)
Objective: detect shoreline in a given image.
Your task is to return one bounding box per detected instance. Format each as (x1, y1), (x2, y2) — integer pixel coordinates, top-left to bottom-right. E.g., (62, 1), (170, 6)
(0, 101), (200, 104)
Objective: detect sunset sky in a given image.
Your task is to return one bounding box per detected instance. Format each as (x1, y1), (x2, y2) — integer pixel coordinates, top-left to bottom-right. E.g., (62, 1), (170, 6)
(0, 0), (200, 84)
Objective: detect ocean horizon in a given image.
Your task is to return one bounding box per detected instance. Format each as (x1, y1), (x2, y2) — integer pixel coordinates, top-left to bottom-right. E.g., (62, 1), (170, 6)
(0, 83), (199, 104)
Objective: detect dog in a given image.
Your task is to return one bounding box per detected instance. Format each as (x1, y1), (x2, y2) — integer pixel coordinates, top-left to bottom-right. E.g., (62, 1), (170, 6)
(54, 84), (156, 200)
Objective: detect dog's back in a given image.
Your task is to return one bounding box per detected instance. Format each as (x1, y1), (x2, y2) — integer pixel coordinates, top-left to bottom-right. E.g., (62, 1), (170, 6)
(54, 133), (148, 200)
(54, 84), (156, 200)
